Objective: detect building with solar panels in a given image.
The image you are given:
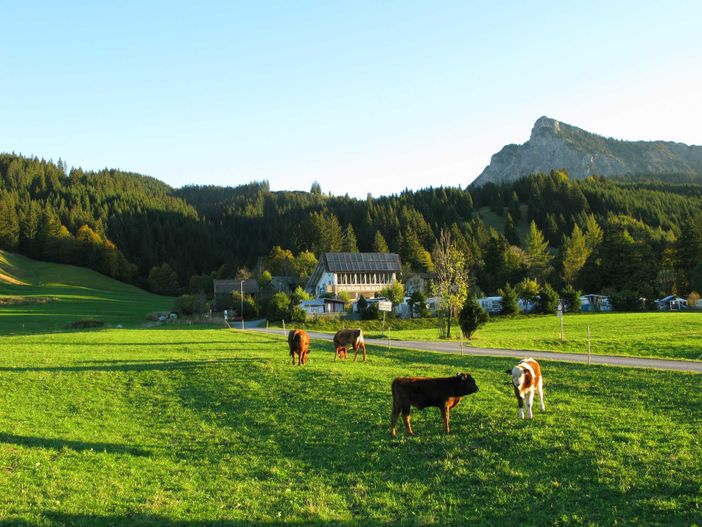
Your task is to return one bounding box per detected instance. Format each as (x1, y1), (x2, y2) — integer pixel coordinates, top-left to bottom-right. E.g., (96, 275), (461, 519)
(305, 252), (402, 298)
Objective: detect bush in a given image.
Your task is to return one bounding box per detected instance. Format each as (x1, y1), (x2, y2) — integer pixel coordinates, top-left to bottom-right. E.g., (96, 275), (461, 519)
(458, 297), (489, 339)
(174, 294), (200, 315)
(291, 306), (307, 323)
(267, 291), (291, 321)
(498, 283), (519, 316)
(535, 284), (559, 314)
(610, 290), (645, 312)
(561, 285), (582, 313)
(231, 292), (260, 319)
(360, 302), (380, 320)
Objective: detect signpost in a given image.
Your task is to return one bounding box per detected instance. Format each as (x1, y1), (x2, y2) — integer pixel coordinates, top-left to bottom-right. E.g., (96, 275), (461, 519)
(378, 301), (392, 346)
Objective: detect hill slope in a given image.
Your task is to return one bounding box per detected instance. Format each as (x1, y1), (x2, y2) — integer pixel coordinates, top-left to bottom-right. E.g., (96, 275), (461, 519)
(472, 116), (702, 187)
(0, 250), (173, 333)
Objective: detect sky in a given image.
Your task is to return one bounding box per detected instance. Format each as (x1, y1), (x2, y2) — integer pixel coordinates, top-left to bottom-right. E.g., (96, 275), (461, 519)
(2, 1), (701, 198)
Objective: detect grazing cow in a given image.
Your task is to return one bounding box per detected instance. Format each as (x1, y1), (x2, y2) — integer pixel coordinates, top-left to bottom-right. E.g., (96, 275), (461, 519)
(390, 373), (479, 437)
(288, 329), (310, 366)
(505, 358), (545, 419)
(333, 328), (366, 362)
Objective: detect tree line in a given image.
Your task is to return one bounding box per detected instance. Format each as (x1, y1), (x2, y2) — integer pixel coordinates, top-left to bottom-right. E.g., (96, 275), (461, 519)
(2, 153), (701, 305)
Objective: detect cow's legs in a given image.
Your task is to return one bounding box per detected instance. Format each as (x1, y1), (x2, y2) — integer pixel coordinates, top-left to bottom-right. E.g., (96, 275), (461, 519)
(390, 400), (401, 437)
(291, 352), (296, 366)
(361, 344), (366, 362)
(526, 391), (534, 419)
(517, 395), (524, 419)
(538, 378), (545, 411)
(352, 344), (359, 362)
(441, 404), (451, 434)
(402, 406), (413, 436)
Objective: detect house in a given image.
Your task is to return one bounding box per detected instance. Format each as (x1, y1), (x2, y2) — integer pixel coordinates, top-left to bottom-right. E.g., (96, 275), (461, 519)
(655, 295), (688, 311)
(404, 273), (429, 295)
(478, 296), (503, 314)
(579, 294), (612, 312)
(213, 279), (259, 310)
(305, 252), (402, 298)
(300, 298), (346, 315)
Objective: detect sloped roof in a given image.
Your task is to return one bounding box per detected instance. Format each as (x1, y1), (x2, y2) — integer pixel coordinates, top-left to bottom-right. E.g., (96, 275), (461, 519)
(321, 252), (402, 273)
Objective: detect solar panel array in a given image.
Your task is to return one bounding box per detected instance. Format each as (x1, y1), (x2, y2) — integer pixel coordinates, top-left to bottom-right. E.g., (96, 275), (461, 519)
(324, 253), (402, 273)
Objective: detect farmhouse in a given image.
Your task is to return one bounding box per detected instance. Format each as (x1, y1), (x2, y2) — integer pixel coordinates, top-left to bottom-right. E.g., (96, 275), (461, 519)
(213, 279), (259, 310)
(655, 295), (688, 311)
(299, 298), (346, 315)
(579, 294), (612, 312)
(305, 252), (402, 298)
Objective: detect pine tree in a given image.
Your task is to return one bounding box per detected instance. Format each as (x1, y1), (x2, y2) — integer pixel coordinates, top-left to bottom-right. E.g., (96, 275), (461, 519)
(373, 230), (389, 253)
(561, 224), (589, 285)
(524, 221), (553, 281)
(342, 224), (359, 252)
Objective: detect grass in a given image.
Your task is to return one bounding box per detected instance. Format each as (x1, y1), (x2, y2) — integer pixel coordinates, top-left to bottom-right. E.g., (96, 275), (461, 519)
(0, 327), (700, 526)
(293, 312), (702, 361)
(0, 250), (174, 334)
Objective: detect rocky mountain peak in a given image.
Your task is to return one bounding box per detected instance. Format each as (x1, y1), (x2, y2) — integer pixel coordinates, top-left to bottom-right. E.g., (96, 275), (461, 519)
(471, 117), (702, 187)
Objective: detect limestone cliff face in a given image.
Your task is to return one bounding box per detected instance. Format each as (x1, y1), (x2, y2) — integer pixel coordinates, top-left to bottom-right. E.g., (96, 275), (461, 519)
(471, 116), (702, 187)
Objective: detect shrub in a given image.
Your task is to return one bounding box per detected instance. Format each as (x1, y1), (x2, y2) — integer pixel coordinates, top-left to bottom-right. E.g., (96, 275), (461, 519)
(291, 306), (307, 323)
(498, 283), (519, 316)
(610, 290), (644, 312)
(174, 294), (200, 315)
(267, 291), (291, 321)
(458, 296), (489, 339)
(561, 285), (582, 313)
(535, 284), (559, 314)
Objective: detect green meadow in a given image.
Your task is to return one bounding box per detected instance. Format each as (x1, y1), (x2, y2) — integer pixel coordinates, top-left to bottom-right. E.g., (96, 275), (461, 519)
(299, 311), (702, 361)
(0, 250), (173, 333)
(0, 328), (700, 526)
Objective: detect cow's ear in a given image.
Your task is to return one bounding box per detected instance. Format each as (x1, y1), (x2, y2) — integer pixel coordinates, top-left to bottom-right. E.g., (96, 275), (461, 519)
(456, 373), (465, 380)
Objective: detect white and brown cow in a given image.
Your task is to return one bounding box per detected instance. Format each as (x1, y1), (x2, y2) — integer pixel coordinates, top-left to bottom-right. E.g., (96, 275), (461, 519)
(333, 328), (366, 362)
(505, 358), (545, 419)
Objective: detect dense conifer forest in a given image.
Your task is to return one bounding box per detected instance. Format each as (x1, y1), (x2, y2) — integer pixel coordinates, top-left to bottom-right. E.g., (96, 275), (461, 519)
(2, 153), (701, 304)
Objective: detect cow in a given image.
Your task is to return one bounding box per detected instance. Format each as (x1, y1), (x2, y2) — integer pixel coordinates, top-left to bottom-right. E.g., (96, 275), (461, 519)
(288, 329), (310, 366)
(505, 358), (545, 419)
(333, 328), (366, 362)
(390, 373), (479, 437)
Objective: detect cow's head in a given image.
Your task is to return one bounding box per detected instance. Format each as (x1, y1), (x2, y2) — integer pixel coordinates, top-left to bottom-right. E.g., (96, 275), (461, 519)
(455, 372), (479, 395)
(506, 366), (529, 390)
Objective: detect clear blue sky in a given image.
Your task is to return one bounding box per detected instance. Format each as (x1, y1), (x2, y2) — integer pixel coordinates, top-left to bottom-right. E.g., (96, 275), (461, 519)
(2, 1), (700, 197)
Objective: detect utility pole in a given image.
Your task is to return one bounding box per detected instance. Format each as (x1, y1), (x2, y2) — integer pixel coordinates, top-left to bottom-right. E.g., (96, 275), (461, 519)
(240, 279), (245, 330)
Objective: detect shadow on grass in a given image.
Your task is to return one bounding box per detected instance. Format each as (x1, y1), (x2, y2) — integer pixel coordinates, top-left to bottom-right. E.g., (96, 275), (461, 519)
(0, 358), (261, 373)
(0, 433), (151, 456)
(5, 513), (392, 527)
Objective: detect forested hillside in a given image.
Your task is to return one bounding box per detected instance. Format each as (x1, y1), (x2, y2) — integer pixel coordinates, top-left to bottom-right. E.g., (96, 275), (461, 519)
(1, 153), (701, 303)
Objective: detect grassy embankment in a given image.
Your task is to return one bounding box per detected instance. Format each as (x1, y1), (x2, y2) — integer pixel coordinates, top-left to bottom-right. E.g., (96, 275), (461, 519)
(293, 311), (702, 361)
(0, 328), (700, 526)
(0, 250), (174, 333)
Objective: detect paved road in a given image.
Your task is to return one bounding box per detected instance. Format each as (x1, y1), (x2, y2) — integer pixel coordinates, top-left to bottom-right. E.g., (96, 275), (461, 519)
(248, 326), (702, 373)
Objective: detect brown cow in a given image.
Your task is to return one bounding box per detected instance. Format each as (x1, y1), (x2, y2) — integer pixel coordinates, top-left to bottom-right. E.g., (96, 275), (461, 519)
(390, 373), (479, 437)
(333, 328), (366, 362)
(288, 329), (310, 366)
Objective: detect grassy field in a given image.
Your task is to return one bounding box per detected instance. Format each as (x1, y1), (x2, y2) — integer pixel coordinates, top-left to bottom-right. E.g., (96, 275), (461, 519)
(295, 312), (702, 361)
(0, 250), (174, 333)
(0, 328), (700, 526)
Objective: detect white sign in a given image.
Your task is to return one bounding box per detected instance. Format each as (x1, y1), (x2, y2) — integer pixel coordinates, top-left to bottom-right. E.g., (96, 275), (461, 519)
(378, 301), (393, 312)
(557, 302), (563, 319)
